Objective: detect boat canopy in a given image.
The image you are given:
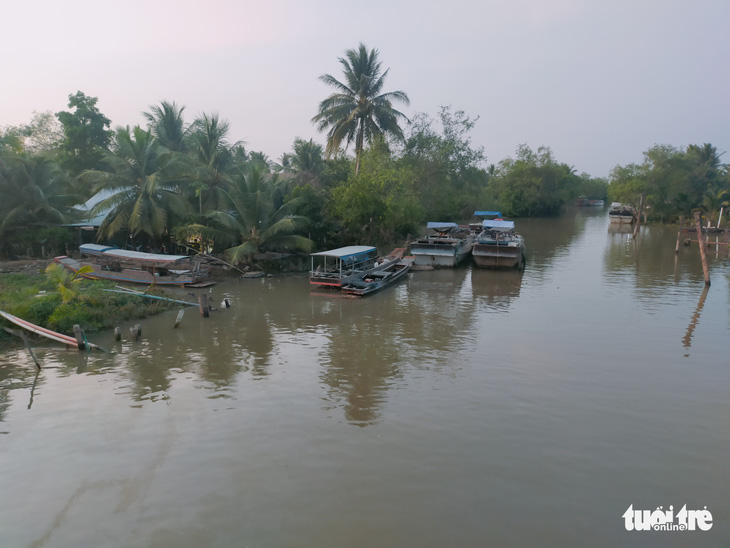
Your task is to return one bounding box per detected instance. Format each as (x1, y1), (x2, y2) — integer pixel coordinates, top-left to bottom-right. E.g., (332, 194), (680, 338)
(483, 220), (515, 229)
(426, 222), (457, 230)
(103, 249), (190, 263)
(311, 246), (376, 260)
(474, 211), (502, 217)
(79, 243), (118, 256)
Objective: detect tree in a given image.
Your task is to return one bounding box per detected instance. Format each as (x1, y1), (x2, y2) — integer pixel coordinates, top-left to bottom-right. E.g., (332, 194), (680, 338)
(330, 141), (422, 243)
(490, 145), (579, 217)
(56, 91), (113, 173)
(312, 43), (410, 174)
(0, 152), (79, 257)
(187, 113), (234, 214)
(289, 138), (325, 188)
(177, 165), (313, 265)
(80, 126), (190, 243)
(400, 107), (487, 219)
(0, 111), (63, 155)
(144, 100), (190, 153)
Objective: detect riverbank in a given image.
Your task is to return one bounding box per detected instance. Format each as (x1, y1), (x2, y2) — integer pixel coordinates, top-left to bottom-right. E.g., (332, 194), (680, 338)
(0, 272), (181, 347)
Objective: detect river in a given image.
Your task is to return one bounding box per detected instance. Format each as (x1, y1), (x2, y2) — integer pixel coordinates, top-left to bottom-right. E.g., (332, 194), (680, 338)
(1, 209), (729, 547)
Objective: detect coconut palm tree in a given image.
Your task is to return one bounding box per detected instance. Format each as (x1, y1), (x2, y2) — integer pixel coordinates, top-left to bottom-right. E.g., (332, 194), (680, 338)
(0, 152), (79, 256)
(177, 165), (312, 265)
(81, 126), (190, 243)
(143, 100), (190, 153)
(187, 113), (234, 214)
(312, 43), (410, 174)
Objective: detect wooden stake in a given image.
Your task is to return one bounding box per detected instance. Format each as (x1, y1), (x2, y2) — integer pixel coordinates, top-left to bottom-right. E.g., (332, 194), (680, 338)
(198, 295), (209, 318)
(72, 324), (86, 350)
(174, 309), (185, 328)
(129, 324), (142, 341)
(694, 211), (710, 286)
(675, 215), (684, 253)
(114, 327), (122, 341)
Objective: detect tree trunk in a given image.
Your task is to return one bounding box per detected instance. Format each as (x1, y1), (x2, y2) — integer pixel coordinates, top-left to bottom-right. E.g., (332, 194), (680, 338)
(355, 120), (364, 175)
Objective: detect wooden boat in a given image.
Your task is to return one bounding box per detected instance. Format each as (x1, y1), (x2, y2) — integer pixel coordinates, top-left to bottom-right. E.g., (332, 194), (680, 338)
(341, 257), (414, 296)
(409, 223), (474, 267)
(309, 246), (396, 288)
(472, 219), (525, 269)
(608, 202), (635, 224)
(55, 244), (209, 286)
(0, 310), (101, 350)
(576, 197), (605, 207)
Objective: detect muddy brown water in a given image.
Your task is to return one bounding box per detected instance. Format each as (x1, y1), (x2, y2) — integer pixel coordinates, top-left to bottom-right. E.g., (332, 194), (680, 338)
(1, 209), (729, 547)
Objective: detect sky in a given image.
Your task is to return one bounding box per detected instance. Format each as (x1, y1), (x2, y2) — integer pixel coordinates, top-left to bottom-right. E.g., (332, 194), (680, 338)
(2, 0), (728, 178)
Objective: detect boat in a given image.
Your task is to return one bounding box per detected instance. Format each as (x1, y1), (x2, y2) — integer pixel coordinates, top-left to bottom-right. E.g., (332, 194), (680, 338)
(0, 310), (101, 350)
(54, 244), (210, 286)
(576, 197), (605, 207)
(472, 219), (525, 269)
(608, 202), (635, 224)
(409, 223), (474, 267)
(309, 246), (396, 288)
(341, 257), (414, 296)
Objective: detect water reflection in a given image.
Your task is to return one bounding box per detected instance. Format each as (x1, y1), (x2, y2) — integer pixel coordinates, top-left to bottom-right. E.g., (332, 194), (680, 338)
(471, 269), (523, 313)
(682, 285), (709, 353)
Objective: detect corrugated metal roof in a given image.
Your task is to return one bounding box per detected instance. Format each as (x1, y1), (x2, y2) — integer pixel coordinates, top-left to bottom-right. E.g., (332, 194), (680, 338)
(426, 222), (457, 230)
(311, 246), (376, 259)
(483, 220), (515, 229)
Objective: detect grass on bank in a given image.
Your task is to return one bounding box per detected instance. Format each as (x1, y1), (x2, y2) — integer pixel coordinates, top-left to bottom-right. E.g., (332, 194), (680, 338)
(0, 273), (179, 345)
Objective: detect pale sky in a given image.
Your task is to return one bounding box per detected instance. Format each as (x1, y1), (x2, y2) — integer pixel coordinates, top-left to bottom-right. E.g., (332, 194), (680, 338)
(2, 0), (728, 178)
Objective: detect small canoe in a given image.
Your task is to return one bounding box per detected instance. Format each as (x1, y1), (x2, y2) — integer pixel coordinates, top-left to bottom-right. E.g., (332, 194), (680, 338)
(341, 257), (414, 296)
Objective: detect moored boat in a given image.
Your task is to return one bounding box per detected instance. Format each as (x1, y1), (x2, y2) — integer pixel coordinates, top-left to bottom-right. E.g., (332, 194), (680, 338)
(472, 219), (525, 269)
(341, 257), (414, 296)
(608, 202), (635, 224)
(409, 223), (474, 267)
(310, 246), (395, 288)
(55, 244), (209, 286)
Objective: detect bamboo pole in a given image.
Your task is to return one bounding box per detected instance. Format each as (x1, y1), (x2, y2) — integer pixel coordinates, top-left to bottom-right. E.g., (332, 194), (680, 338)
(3, 327), (41, 368)
(675, 215), (684, 253)
(174, 309), (185, 328)
(694, 211), (710, 286)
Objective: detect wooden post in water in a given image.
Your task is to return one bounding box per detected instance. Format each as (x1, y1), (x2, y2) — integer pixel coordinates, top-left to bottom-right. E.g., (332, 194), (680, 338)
(632, 195), (644, 238)
(198, 295), (209, 318)
(3, 327), (41, 368)
(129, 324), (142, 341)
(174, 309), (185, 328)
(675, 215), (684, 254)
(72, 324), (86, 350)
(694, 211), (710, 286)
(114, 327), (122, 341)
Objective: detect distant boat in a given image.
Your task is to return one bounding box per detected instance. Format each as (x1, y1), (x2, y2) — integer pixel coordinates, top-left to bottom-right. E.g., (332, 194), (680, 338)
(55, 244), (209, 286)
(341, 257), (414, 296)
(409, 222), (474, 267)
(472, 219), (525, 270)
(576, 197), (605, 207)
(309, 246), (396, 288)
(608, 202), (635, 224)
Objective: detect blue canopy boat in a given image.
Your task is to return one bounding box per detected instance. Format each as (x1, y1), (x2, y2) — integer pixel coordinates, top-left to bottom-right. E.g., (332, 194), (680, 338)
(309, 246), (394, 288)
(472, 219), (526, 269)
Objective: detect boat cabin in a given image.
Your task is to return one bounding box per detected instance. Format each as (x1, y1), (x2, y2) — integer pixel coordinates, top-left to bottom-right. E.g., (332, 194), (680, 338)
(310, 246), (380, 287)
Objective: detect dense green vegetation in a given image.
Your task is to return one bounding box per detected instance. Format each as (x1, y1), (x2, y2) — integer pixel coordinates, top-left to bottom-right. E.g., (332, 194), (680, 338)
(1, 44), (727, 265)
(0, 272), (178, 344)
